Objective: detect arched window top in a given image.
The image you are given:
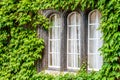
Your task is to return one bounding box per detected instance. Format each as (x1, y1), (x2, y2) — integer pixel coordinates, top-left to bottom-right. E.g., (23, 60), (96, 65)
(49, 13), (61, 27)
(88, 10), (101, 24)
(67, 12), (81, 25)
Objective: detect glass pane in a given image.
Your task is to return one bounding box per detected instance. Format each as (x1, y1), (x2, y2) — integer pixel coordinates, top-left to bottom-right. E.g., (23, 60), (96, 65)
(68, 13), (76, 25)
(56, 40), (60, 52)
(55, 28), (61, 39)
(58, 27), (61, 39)
(50, 41), (52, 52)
(89, 40), (98, 53)
(76, 26), (81, 39)
(50, 54), (52, 66)
(49, 28), (52, 39)
(74, 40), (80, 53)
(54, 41), (56, 52)
(49, 28), (55, 39)
(51, 15), (55, 26)
(52, 53), (55, 66)
(55, 14), (60, 26)
(90, 11), (96, 23)
(89, 25), (97, 38)
(51, 28), (55, 39)
(97, 54), (103, 69)
(68, 40), (80, 54)
(68, 54), (74, 67)
(75, 55), (81, 67)
(68, 26), (75, 39)
(76, 13), (81, 25)
(68, 27), (80, 39)
(56, 53), (60, 66)
(54, 28), (59, 39)
(68, 40), (74, 53)
(88, 54), (97, 69)
(54, 53), (57, 66)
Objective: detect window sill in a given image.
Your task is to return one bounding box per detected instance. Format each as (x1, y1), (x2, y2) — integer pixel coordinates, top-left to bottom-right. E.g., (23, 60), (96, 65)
(45, 70), (76, 75)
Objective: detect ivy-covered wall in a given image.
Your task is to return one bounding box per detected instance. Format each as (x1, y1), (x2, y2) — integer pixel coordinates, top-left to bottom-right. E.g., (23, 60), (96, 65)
(0, 0), (120, 80)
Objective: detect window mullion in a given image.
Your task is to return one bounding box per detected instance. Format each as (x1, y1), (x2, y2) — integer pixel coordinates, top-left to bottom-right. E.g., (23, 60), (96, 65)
(75, 12), (77, 68)
(74, 12), (77, 68)
(67, 16), (69, 68)
(54, 15), (56, 66)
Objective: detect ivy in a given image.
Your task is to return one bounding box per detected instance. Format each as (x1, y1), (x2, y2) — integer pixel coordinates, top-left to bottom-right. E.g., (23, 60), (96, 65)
(0, 0), (49, 80)
(0, 0), (120, 80)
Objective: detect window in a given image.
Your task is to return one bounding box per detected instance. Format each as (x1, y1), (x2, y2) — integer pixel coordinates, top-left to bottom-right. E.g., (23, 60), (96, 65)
(46, 9), (103, 71)
(88, 10), (103, 71)
(48, 13), (61, 68)
(67, 12), (81, 69)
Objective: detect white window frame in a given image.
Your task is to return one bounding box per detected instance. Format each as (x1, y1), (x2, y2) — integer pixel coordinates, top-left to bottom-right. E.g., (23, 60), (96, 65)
(48, 13), (61, 68)
(88, 10), (103, 71)
(67, 12), (81, 69)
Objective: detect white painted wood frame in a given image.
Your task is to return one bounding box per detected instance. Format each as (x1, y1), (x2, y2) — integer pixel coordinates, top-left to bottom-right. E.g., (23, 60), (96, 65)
(67, 12), (81, 69)
(88, 10), (103, 71)
(48, 14), (61, 68)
